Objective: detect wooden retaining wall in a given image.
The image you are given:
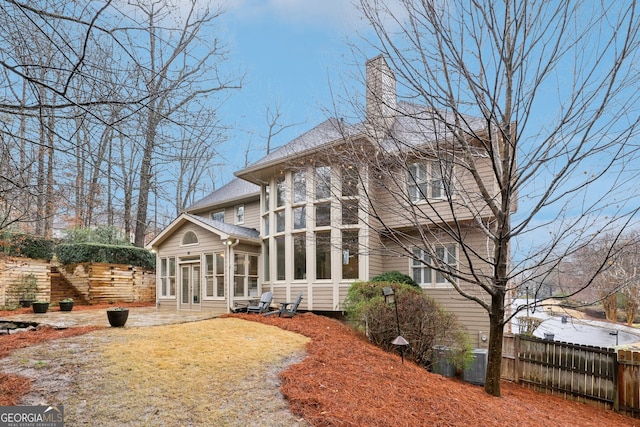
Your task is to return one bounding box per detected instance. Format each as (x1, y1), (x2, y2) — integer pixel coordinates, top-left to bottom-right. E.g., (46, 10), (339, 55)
(0, 256), (51, 306)
(1, 257), (155, 306)
(58, 262), (156, 304)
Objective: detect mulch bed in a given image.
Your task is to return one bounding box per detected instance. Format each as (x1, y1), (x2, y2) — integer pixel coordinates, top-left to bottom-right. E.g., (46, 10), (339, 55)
(234, 312), (640, 427)
(1, 306), (638, 426)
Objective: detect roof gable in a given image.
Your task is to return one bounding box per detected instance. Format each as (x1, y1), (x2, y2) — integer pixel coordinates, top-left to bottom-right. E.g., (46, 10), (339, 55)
(146, 213), (259, 249)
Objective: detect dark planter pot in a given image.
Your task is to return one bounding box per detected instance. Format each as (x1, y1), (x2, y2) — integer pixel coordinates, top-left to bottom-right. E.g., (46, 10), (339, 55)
(107, 309), (129, 327)
(19, 299), (34, 308)
(59, 301), (74, 312)
(32, 302), (49, 313)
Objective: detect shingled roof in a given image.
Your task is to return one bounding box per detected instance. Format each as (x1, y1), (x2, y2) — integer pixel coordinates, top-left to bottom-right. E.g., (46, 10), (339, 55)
(185, 177), (260, 213)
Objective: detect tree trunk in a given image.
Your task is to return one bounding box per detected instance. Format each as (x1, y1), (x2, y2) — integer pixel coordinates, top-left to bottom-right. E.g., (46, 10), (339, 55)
(484, 293), (505, 397)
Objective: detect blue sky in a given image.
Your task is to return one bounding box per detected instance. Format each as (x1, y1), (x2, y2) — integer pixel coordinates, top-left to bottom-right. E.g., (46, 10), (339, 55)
(214, 1), (372, 184)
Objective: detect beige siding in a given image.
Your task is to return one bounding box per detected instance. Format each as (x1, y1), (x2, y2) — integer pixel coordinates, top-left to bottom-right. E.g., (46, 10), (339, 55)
(310, 285), (334, 311)
(372, 157), (496, 229)
(241, 200), (261, 229)
(158, 223), (226, 256)
(198, 200), (261, 231)
(155, 222), (260, 314)
(379, 229), (492, 348)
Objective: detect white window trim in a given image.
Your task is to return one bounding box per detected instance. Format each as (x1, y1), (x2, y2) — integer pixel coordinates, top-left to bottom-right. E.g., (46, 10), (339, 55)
(408, 160), (452, 203)
(235, 205), (245, 225)
(181, 230), (199, 246)
(203, 253), (225, 300)
(159, 256), (176, 297)
(211, 210), (225, 222)
(412, 244), (457, 288)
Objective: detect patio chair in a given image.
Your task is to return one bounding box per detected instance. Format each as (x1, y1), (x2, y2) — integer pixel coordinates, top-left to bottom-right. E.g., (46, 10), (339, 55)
(246, 292), (273, 314)
(278, 292), (303, 318)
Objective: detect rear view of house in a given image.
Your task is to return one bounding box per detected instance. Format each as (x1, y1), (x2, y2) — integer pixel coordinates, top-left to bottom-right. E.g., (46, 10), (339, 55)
(147, 55), (499, 348)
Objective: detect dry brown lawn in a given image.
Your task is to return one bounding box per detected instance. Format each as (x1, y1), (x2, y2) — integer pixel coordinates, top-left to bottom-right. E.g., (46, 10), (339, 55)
(1, 318), (309, 426)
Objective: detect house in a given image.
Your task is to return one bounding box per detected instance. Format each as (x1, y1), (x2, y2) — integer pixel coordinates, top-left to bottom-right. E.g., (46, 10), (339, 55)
(147, 56), (495, 348)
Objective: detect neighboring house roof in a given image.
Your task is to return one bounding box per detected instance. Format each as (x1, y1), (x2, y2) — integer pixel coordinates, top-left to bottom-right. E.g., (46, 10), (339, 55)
(185, 178), (260, 213)
(146, 213), (260, 249)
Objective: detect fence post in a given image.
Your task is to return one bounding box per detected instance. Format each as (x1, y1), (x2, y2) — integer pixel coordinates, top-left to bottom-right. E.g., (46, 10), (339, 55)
(514, 334), (520, 384)
(613, 348), (619, 412)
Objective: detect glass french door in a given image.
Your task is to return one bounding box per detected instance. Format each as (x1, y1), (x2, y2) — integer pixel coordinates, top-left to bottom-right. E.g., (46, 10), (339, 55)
(180, 262), (201, 310)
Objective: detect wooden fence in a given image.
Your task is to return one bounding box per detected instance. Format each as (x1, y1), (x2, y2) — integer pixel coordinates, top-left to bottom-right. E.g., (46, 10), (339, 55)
(502, 334), (640, 418)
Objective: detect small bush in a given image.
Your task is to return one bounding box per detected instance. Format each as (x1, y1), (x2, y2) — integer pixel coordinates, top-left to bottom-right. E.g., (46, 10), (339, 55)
(370, 270), (419, 287)
(0, 232), (55, 260)
(344, 281), (472, 371)
(55, 243), (155, 270)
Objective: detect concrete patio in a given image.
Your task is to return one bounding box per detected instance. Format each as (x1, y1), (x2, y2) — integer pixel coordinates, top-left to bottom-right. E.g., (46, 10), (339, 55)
(1, 306), (218, 328)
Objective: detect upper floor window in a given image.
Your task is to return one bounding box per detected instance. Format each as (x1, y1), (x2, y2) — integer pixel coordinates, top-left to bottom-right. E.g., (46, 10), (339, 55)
(293, 170), (306, 203)
(408, 160), (452, 202)
(182, 231), (198, 245)
(276, 176), (286, 207)
(342, 167), (358, 197)
(316, 166), (331, 200)
(211, 210), (224, 222)
(263, 184), (270, 213)
(235, 205), (245, 224)
(412, 244), (457, 286)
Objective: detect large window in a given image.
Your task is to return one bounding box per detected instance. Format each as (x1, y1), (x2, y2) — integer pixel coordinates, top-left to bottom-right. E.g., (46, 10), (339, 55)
(234, 253), (259, 297)
(316, 166), (331, 199)
(293, 233), (306, 280)
(316, 231), (332, 279)
(412, 245), (457, 286)
(408, 160), (452, 202)
(342, 167), (358, 197)
(341, 199), (359, 225)
(293, 206), (306, 229)
(316, 202), (330, 227)
(204, 253), (225, 298)
(276, 235), (285, 281)
(263, 241), (270, 282)
(160, 257), (176, 297)
(293, 170), (306, 203)
(342, 230), (359, 279)
(276, 176), (286, 207)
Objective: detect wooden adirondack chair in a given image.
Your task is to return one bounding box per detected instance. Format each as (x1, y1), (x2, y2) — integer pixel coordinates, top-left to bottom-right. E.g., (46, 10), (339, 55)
(278, 292), (303, 318)
(247, 292), (273, 314)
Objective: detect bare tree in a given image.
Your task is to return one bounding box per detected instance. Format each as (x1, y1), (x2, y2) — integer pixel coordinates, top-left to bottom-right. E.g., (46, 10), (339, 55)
(345, 0), (640, 396)
(125, 0), (240, 246)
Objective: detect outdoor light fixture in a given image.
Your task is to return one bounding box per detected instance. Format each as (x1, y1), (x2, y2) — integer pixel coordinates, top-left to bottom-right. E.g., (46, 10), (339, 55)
(382, 286), (409, 363)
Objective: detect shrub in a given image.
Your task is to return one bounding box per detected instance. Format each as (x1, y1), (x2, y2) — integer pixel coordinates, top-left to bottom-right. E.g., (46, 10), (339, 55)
(0, 232), (55, 260)
(344, 281), (472, 370)
(370, 270), (419, 287)
(55, 243), (155, 270)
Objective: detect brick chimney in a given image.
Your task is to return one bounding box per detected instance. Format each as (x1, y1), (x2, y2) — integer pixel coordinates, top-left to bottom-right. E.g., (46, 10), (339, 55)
(366, 55), (397, 134)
